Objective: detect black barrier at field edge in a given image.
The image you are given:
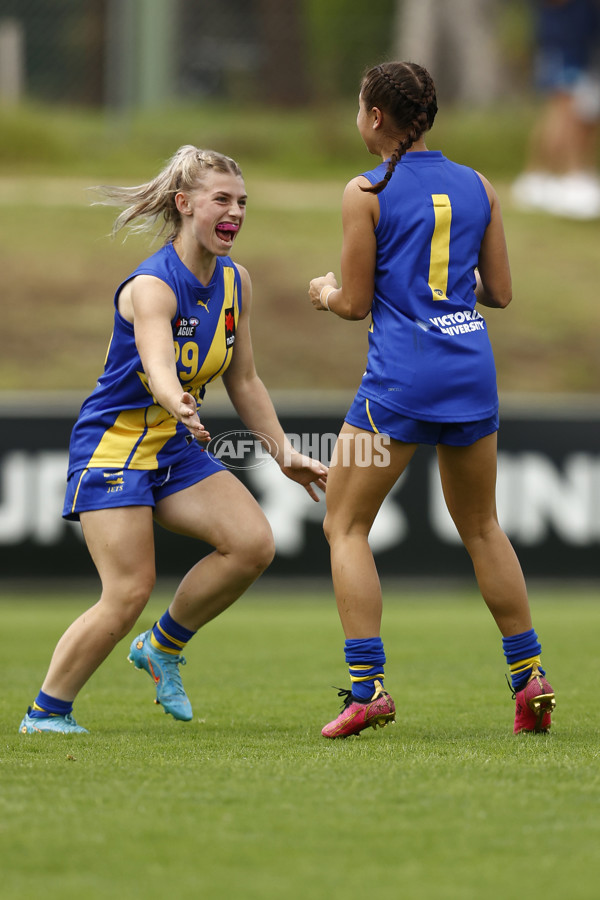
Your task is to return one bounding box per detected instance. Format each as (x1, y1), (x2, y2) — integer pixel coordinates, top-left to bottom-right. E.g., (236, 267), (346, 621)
(0, 391), (599, 581)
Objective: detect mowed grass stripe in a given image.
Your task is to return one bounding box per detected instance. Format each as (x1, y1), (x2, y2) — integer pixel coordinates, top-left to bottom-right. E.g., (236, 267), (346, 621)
(1, 588), (599, 900)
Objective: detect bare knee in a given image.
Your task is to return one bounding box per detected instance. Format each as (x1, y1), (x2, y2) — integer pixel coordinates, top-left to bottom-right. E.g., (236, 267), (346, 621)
(323, 509), (368, 547)
(252, 521), (276, 573)
(228, 519), (275, 576)
(455, 515), (502, 552)
(324, 507), (352, 545)
(99, 568), (156, 636)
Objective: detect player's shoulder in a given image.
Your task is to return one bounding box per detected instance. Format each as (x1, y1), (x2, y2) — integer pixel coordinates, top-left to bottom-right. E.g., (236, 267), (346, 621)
(342, 174), (379, 216)
(231, 259), (250, 282)
(230, 261), (251, 306)
(473, 169), (497, 207)
(347, 172), (371, 189)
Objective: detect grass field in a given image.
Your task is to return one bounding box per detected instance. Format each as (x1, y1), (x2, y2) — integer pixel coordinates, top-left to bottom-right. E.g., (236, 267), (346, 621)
(2, 585), (599, 900)
(1, 102), (600, 395)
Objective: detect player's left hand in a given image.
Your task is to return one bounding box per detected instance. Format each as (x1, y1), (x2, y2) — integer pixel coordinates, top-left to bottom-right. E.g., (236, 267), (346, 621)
(280, 450), (328, 502)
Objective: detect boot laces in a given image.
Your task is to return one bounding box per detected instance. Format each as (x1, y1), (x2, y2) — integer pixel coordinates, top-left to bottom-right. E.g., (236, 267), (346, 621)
(505, 674), (516, 700)
(332, 687), (355, 710)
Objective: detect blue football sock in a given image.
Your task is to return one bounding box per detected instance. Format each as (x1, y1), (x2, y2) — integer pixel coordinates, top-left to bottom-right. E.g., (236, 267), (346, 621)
(29, 690), (73, 719)
(150, 609), (196, 655)
(344, 637), (386, 701)
(502, 629), (544, 690)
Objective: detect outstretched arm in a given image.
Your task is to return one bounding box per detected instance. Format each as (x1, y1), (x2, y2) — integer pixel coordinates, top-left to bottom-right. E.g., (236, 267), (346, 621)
(123, 274), (210, 441)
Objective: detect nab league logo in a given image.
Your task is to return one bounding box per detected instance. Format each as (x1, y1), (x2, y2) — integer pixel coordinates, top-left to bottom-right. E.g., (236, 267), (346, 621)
(175, 316), (199, 337)
(225, 307), (235, 347)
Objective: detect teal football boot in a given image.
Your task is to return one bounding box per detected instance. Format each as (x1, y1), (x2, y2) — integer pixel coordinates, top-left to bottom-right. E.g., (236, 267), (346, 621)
(19, 709), (89, 734)
(128, 630), (193, 721)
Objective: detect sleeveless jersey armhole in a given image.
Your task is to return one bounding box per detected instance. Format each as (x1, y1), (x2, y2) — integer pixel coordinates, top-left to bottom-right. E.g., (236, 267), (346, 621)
(113, 267), (179, 325)
(232, 262), (243, 314)
(374, 187), (387, 236)
(473, 171), (492, 225)
(360, 169), (387, 237)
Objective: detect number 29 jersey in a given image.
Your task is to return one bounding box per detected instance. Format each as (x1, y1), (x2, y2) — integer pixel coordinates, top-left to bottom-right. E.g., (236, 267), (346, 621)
(358, 151), (497, 423)
(66, 242), (241, 476)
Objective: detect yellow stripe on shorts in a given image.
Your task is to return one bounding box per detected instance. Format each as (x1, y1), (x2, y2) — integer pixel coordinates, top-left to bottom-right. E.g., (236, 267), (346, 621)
(365, 399), (379, 433)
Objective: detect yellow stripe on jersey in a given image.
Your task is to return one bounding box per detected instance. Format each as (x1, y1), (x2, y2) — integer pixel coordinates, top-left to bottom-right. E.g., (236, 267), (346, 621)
(429, 193), (452, 302)
(103, 331), (114, 367)
(194, 266), (238, 386)
(176, 266), (239, 401)
(365, 399), (379, 434)
(82, 265), (239, 470)
(86, 406), (177, 470)
(129, 406), (178, 467)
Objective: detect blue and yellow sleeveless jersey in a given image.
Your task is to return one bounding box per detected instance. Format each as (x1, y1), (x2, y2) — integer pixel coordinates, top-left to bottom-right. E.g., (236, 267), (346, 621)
(67, 242), (241, 475)
(357, 151), (497, 422)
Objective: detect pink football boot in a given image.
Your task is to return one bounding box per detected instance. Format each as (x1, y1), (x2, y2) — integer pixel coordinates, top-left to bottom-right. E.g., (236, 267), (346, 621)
(513, 667), (555, 734)
(322, 680), (396, 739)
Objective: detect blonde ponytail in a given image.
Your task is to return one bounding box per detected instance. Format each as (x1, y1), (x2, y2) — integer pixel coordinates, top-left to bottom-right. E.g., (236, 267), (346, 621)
(94, 145), (243, 243)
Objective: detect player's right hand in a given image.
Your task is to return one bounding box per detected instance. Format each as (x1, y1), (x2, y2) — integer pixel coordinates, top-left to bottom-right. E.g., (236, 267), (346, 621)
(179, 391), (211, 443)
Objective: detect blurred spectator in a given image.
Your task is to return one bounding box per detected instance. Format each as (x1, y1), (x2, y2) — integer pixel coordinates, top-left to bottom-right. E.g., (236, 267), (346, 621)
(393, 0), (501, 106)
(512, 0), (600, 219)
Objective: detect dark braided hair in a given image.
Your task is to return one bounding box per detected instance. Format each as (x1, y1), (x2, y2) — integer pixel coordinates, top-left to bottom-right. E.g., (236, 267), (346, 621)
(360, 62), (438, 194)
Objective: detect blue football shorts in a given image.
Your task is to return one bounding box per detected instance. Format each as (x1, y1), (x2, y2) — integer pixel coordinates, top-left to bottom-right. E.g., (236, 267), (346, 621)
(345, 395), (499, 447)
(63, 442), (226, 521)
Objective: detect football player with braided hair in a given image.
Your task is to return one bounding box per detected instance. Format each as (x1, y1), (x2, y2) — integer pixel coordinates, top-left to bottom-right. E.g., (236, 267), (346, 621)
(309, 62), (555, 739)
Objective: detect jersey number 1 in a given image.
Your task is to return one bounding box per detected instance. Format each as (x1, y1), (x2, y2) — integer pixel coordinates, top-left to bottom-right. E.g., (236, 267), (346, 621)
(428, 194), (451, 301)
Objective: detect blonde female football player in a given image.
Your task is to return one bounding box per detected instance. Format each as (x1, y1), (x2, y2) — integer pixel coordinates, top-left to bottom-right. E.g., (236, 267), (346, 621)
(309, 62), (555, 739)
(19, 145), (327, 734)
